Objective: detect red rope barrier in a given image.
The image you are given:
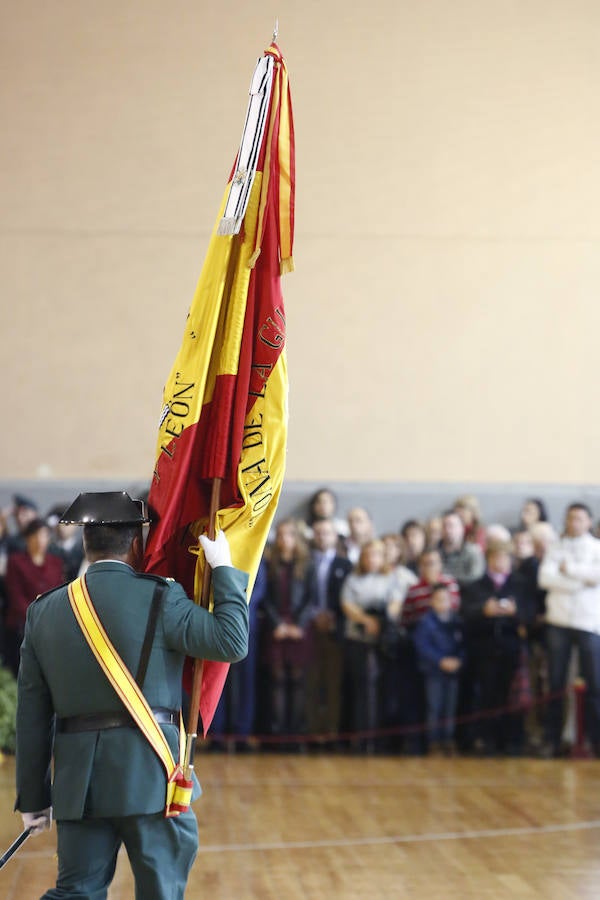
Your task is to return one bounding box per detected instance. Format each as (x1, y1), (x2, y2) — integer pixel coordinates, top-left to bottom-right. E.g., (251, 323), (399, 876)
(207, 685), (574, 747)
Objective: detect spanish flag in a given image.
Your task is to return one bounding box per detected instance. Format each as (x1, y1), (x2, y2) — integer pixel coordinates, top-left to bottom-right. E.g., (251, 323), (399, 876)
(144, 43), (294, 733)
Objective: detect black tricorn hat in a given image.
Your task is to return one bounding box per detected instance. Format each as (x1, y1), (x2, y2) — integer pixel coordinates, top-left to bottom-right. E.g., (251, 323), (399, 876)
(59, 491), (150, 525)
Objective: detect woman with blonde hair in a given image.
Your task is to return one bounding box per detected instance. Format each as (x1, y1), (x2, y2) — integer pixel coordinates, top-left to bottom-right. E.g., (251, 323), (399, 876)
(340, 540), (400, 751)
(453, 494), (486, 549)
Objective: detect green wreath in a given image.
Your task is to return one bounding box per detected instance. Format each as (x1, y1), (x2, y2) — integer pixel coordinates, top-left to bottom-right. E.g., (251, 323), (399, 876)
(0, 667), (18, 753)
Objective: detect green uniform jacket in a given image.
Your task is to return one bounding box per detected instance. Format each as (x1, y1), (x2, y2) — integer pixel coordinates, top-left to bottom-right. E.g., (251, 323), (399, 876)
(15, 561), (249, 820)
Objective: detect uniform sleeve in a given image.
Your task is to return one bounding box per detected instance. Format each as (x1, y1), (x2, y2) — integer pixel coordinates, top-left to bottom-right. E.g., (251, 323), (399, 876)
(162, 567), (249, 662)
(15, 607), (54, 813)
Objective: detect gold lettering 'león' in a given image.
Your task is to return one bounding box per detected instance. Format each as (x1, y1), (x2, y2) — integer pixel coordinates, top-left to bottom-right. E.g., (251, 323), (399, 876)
(154, 377), (196, 478)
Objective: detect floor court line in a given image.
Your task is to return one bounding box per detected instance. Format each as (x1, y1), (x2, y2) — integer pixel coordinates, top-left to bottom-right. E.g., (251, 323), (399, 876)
(12, 818), (600, 859)
(200, 776), (588, 789)
(194, 818), (600, 853)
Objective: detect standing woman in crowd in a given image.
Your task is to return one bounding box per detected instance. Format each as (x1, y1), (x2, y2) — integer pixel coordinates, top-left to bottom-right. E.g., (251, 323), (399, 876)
(262, 519), (315, 748)
(300, 487), (349, 544)
(519, 498), (549, 531)
(341, 539), (398, 751)
(4, 518), (64, 675)
(379, 535), (418, 748)
(453, 495), (487, 549)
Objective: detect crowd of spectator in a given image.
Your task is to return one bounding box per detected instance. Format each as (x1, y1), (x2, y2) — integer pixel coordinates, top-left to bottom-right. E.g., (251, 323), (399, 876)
(2, 488), (600, 759)
(214, 489), (600, 759)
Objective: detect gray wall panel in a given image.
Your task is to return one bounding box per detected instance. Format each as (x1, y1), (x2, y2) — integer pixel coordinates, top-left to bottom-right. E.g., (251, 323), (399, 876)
(2, 479), (599, 535)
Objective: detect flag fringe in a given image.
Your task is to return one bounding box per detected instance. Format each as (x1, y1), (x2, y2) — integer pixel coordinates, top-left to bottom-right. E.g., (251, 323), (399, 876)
(247, 248), (262, 268)
(217, 217), (239, 236)
(280, 256), (294, 275)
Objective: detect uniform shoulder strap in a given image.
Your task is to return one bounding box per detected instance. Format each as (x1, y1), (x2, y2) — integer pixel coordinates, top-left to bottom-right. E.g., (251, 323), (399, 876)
(135, 582), (165, 688)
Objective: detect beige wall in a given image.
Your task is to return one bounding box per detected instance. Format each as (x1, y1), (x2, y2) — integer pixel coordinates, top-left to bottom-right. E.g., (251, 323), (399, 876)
(2, 0), (600, 483)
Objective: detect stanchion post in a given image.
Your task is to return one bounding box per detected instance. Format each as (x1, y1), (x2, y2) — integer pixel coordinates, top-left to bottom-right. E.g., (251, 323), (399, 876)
(570, 677), (592, 759)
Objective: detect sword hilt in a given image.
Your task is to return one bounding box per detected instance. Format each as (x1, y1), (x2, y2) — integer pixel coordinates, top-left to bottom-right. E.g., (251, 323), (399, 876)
(183, 732), (197, 781)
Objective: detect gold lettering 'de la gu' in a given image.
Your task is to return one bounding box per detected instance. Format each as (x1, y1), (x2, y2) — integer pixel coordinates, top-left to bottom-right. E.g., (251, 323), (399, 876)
(241, 305), (286, 527)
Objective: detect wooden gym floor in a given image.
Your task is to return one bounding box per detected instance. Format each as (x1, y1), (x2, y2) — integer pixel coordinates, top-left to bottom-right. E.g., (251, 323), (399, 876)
(1, 754), (599, 899)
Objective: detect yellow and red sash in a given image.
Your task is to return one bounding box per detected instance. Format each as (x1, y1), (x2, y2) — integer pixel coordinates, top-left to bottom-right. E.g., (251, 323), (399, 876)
(67, 575), (192, 817)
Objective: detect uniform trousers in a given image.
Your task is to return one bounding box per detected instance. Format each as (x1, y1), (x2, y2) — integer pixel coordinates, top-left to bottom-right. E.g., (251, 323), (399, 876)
(41, 808), (198, 900)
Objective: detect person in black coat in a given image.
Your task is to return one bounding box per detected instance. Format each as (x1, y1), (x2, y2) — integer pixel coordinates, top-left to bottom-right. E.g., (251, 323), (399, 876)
(512, 529), (548, 751)
(463, 541), (526, 754)
(262, 520), (316, 744)
(306, 518), (353, 744)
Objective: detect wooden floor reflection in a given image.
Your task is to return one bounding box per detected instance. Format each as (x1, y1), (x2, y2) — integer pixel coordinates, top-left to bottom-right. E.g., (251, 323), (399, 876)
(1, 752), (600, 898)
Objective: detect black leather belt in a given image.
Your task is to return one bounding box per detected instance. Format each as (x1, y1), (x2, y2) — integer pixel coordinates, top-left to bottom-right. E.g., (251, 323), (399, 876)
(56, 707), (179, 734)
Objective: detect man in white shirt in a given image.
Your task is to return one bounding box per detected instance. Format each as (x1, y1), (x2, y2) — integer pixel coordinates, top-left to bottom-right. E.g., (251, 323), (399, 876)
(538, 503), (600, 756)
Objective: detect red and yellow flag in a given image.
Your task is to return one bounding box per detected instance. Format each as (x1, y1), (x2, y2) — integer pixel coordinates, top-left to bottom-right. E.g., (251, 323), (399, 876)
(144, 43), (294, 733)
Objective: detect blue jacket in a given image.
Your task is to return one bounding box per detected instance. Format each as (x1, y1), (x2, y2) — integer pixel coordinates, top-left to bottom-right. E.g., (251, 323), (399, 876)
(413, 610), (465, 675)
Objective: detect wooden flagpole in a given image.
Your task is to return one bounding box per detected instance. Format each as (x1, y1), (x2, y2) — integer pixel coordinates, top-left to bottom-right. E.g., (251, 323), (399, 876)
(183, 477), (222, 778)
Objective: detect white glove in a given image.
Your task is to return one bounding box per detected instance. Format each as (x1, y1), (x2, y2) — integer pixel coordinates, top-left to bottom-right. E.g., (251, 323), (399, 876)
(199, 530), (232, 569)
(22, 807), (52, 836)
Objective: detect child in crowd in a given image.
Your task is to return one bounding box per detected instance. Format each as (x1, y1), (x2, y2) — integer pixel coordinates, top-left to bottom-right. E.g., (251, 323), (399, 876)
(413, 583), (464, 755)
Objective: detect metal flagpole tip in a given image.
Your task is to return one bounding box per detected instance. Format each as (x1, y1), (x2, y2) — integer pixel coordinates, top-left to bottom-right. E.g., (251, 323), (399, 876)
(272, 18), (278, 41)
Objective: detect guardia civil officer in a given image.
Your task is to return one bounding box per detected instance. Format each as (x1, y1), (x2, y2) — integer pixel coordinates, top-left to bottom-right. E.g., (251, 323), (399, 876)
(15, 491), (249, 899)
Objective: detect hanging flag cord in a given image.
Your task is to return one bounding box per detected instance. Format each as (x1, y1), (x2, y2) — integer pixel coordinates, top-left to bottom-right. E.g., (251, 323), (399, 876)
(183, 478), (222, 782)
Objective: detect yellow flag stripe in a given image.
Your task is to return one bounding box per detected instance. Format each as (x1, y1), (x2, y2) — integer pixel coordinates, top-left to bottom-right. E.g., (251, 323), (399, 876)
(277, 62), (293, 269)
(67, 577), (176, 778)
